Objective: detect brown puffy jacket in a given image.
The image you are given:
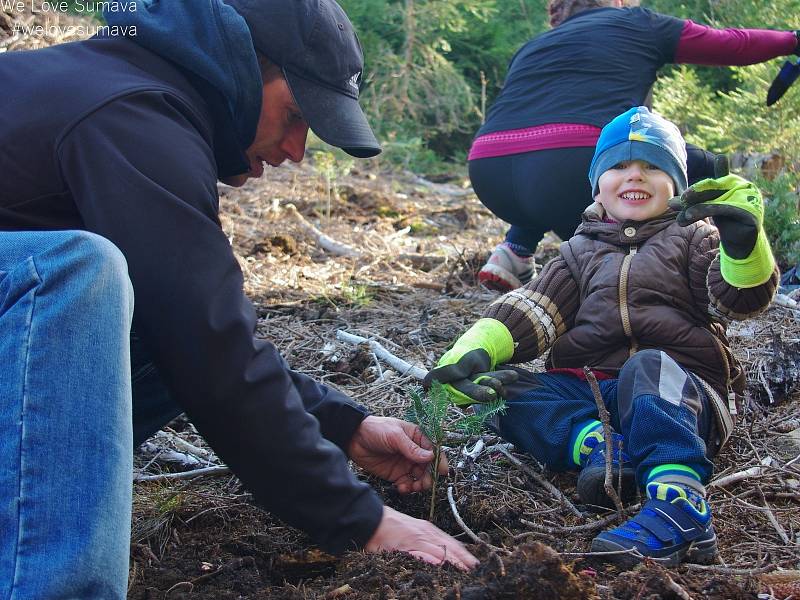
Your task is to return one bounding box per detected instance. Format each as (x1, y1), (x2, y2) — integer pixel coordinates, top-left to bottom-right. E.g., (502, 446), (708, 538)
(484, 203), (778, 436)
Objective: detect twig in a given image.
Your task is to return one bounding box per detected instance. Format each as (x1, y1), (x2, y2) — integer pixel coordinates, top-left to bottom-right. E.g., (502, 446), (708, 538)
(584, 367), (624, 515)
(516, 506), (639, 537)
(664, 574), (693, 600)
(559, 548), (642, 558)
(756, 487), (791, 545)
(286, 203), (362, 257)
(336, 330), (428, 380)
(773, 293), (799, 311)
(492, 444), (585, 520)
(157, 430), (216, 464)
(709, 456), (775, 489)
(446, 485), (482, 546)
(446, 486), (508, 554)
(134, 466), (231, 482)
(684, 563), (777, 576)
(137, 442), (203, 470)
(286, 203), (447, 267)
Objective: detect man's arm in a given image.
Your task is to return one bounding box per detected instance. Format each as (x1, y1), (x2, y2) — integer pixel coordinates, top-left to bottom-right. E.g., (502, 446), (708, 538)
(57, 90), (384, 553)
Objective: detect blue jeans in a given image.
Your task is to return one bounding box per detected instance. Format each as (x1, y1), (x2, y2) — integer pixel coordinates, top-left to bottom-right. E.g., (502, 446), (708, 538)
(0, 231), (134, 600)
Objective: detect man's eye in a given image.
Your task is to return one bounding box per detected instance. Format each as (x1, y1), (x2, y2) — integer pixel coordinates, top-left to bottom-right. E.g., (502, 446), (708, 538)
(288, 111), (304, 124)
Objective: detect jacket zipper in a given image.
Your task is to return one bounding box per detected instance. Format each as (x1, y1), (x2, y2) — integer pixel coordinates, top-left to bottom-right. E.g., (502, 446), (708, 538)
(619, 246), (638, 357)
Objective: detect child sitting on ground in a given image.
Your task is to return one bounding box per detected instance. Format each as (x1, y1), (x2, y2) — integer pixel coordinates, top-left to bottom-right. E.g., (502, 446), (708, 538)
(426, 106), (779, 566)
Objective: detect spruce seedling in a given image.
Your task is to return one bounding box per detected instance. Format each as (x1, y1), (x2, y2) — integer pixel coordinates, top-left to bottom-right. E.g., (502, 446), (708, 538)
(406, 381), (506, 521)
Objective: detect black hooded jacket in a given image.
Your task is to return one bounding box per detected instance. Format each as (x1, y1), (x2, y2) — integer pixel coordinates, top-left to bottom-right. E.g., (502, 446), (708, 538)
(0, 3), (383, 553)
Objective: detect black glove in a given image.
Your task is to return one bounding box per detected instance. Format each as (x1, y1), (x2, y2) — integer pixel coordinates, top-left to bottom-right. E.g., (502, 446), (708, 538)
(669, 161), (775, 288)
(423, 348), (518, 405)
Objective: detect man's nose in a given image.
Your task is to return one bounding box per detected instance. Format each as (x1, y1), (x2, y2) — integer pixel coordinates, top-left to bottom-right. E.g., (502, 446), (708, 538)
(282, 122), (309, 163)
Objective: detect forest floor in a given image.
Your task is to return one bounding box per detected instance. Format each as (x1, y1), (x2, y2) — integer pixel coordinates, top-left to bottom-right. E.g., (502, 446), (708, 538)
(3, 7), (800, 598)
(127, 160), (800, 600)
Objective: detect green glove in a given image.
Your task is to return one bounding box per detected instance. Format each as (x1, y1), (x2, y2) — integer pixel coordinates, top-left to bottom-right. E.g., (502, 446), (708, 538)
(423, 318), (517, 406)
(670, 173), (775, 288)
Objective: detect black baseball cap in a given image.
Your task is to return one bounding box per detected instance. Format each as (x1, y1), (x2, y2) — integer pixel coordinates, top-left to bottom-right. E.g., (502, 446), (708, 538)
(225, 0), (381, 158)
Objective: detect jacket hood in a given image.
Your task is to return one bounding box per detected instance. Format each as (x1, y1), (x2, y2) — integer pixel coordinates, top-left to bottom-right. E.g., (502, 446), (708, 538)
(104, 0), (262, 176)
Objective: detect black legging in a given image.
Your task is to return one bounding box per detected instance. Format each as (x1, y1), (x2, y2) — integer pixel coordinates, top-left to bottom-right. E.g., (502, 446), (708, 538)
(468, 143), (717, 249)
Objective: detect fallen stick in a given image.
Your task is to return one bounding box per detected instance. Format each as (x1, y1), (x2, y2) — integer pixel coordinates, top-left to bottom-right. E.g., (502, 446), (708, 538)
(156, 430), (216, 463)
(286, 203), (447, 267)
(516, 506), (639, 537)
(335, 330), (428, 380)
(663, 574), (693, 600)
(134, 466), (231, 482)
(709, 456), (775, 489)
(756, 487), (791, 545)
(772, 294), (799, 311)
(446, 485), (483, 546)
(138, 442), (203, 470)
(446, 486), (508, 554)
(492, 444), (585, 520)
(684, 564), (777, 576)
(286, 203), (362, 258)
(584, 367), (624, 516)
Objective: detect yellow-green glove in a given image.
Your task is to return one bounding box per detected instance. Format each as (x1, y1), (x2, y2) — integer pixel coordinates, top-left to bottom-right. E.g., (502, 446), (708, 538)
(670, 173), (775, 288)
(423, 318), (517, 406)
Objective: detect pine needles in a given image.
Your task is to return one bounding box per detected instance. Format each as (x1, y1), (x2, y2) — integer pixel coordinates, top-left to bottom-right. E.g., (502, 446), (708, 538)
(406, 381), (506, 520)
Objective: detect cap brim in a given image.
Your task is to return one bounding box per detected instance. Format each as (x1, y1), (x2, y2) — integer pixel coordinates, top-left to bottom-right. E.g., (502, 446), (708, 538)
(285, 71), (381, 158)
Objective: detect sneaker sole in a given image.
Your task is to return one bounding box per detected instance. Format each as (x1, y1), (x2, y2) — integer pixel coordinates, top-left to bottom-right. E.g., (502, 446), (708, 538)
(590, 535), (718, 568)
(478, 265), (522, 292)
(577, 466), (638, 510)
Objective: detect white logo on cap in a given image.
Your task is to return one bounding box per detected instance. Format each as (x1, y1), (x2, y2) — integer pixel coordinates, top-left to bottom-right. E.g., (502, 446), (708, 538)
(347, 72), (361, 92)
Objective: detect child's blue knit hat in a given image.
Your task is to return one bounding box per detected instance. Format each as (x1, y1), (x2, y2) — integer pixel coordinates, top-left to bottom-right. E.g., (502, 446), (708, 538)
(589, 106), (688, 196)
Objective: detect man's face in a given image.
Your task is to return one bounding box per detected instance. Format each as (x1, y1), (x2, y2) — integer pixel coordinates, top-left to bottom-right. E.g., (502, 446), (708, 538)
(221, 75), (309, 187)
(596, 159), (675, 222)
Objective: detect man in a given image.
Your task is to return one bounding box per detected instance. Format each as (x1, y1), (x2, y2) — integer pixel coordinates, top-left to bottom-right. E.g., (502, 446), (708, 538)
(0, 0), (477, 597)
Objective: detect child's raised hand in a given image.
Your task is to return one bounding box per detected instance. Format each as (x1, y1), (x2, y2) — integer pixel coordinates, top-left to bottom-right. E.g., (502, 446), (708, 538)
(669, 164), (775, 288)
(669, 173), (763, 259)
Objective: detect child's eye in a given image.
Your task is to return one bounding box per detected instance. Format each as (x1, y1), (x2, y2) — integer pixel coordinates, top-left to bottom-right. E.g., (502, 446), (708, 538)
(612, 162), (629, 170)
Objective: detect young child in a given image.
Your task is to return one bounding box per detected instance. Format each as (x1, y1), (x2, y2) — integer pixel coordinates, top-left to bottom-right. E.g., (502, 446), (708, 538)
(426, 106), (779, 566)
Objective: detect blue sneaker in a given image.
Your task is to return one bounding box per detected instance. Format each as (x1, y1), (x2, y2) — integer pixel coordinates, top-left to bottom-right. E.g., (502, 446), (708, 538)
(590, 482), (718, 567)
(576, 432), (637, 509)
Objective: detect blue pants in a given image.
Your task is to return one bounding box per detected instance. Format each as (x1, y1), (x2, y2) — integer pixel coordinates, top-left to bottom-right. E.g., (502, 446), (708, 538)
(0, 231), (135, 599)
(492, 350), (717, 486)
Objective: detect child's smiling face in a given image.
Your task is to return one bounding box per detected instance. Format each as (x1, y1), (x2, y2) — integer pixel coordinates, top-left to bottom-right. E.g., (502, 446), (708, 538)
(595, 159), (675, 222)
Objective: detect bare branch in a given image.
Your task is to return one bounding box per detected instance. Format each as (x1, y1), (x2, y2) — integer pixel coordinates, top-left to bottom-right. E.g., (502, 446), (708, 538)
(492, 444), (585, 520)
(134, 466), (231, 482)
(336, 329), (428, 380)
(709, 456), (775, 489)
(584, 367), (624, 515)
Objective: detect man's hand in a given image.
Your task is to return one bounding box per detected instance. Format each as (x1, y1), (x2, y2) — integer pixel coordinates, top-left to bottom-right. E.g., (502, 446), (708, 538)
(423, 318), (518, 406)
(365, 506), (479, 570)
(670, 172), (776, 288)
(348, 416), (447, 493)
